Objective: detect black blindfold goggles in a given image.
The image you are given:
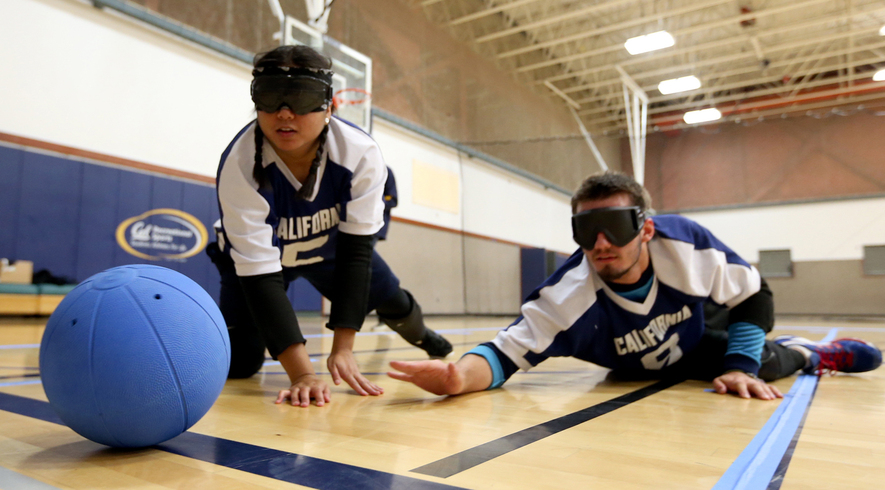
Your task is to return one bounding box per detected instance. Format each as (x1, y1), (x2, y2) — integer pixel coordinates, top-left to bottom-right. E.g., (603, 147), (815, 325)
(572, 206), (646, 249)
(251, 68), (333, 115)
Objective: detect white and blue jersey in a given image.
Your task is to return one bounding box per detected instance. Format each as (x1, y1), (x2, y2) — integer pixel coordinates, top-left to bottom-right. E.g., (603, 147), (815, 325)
(215, 117), (387, 277)
(472, 215), (763, 387)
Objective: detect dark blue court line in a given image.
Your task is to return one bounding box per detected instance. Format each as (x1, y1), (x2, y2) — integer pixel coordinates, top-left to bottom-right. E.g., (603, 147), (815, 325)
(261, 370), (604, 377)
(0, 392), (467, 490)
(307, 340), (480, 359)
(260, 340), (480, 364)
(410, 378), (682, 478)
(159, 433), (467, 490)
(0, 391), (63, 425)
(301, 327), (504, 340)
(0, 373), (40, 380)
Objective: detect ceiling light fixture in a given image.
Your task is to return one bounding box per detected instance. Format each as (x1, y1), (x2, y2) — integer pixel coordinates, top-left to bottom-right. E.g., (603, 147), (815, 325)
(683, 108), (722, 124)
(624, 31), (675, 55)
(658, 75), (702, 94)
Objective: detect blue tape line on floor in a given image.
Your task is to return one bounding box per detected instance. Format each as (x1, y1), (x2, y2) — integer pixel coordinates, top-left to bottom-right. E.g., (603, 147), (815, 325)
(712, 328), (837, 490)
(0, 466), (62, 490)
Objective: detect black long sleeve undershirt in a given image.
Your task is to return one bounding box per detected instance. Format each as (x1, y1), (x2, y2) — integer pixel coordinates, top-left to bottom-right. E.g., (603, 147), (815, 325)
(727, 277), (774, 333)
(238, 271), (304, 358)
(326, 231), (375, 331)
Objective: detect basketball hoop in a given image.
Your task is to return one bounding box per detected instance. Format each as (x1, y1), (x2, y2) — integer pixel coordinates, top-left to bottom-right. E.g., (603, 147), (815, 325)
(333, 88), (371, 108)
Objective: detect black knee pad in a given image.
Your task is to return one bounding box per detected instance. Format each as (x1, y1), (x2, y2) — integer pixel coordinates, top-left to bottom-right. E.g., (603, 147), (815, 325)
(375, 288), (412, 318)
(378, 289), (426, 344)
(757, 341), (806, 381)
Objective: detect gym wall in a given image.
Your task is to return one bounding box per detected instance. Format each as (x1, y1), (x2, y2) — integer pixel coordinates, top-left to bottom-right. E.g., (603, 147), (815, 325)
(114, 0), (620, 190)
(1, 0), (574, 315)
(639, 117), (885, 316)
(5, 0), (882, 317)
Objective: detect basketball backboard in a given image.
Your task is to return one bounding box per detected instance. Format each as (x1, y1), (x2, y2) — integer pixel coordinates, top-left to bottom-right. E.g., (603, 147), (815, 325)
(282, 16), (373, 132)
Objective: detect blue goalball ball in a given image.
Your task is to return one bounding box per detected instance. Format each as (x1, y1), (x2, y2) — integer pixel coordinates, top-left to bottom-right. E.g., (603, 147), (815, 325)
(39, 265), (230, 448)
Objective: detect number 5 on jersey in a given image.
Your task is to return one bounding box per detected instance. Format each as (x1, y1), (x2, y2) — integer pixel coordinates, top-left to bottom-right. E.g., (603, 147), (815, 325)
(281, 235), (328, 267)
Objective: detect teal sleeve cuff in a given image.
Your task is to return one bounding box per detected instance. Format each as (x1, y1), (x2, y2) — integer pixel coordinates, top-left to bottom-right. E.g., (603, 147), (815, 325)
(464, 345), (506, 389)
(724, 322), (765, 374)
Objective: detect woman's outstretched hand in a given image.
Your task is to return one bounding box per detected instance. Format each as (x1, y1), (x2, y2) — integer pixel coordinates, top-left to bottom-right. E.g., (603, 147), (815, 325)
(327, 348), (384, 396)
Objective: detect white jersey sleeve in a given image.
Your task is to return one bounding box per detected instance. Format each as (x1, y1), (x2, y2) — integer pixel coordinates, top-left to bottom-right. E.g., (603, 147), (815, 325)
(650, 215), (761, 308)
(216, 123), (282, 277)
(325, 119), (387, 236)
(492, 254), (600, 371)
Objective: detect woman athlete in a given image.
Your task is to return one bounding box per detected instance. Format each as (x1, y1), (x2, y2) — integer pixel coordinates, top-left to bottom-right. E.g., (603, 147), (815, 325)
(209, 45), (452, 407)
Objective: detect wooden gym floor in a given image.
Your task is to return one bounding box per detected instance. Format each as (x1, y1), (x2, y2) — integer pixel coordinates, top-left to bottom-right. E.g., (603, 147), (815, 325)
(1, 315), (883, 489)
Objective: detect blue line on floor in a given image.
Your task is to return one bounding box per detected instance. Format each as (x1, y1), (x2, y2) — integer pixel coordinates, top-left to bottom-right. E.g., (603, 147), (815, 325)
(0, 392), (468, 490)
(0, 380), (42, 388)
(766, 381), (820, 490)
(712, 328), (837, 490)
(410, 378), (681, 478)
(302, 327), (503, 339)
(0, 466), (63, 490)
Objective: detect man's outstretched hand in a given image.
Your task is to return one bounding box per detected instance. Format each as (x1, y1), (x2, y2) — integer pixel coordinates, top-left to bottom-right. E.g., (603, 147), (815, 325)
(387, 360), (464, 396)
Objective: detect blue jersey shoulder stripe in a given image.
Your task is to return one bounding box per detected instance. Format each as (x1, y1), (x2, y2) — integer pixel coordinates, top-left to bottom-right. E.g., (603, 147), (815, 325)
(652, 214), (750, 267)
(522, 249), (586, 303)
(333, 115), (373, 138)
(217, 120), (255, 184)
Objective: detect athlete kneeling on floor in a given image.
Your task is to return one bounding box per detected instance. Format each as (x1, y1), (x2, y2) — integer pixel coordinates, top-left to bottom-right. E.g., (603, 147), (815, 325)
(209, 45), (452, 407)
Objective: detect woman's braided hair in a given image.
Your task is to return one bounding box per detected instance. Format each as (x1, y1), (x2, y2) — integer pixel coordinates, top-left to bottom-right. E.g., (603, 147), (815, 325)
(251, 45), (333, 199)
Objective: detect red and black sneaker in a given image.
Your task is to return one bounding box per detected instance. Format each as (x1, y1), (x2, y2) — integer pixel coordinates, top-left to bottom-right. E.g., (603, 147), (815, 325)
(774, 335), (883, 375)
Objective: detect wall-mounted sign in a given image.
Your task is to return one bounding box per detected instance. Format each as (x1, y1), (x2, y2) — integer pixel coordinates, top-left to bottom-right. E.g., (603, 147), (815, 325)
(116, 209), (208, 261)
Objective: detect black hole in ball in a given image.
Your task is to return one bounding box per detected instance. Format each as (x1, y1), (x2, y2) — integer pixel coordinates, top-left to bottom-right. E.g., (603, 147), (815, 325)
(72, 319), (77, 325)
(154, 294), (162, 300)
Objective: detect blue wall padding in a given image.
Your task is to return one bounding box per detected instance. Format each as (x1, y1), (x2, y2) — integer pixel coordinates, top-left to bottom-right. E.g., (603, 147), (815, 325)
(0, 144), (322, 311)
(0, 146), (24, 257)
(520, 247), (547, 301)
(553, 251), (569, 270)
(19, 151), (83, 280)
(179, 183), (221, 292)
(77, 163), (124, 279)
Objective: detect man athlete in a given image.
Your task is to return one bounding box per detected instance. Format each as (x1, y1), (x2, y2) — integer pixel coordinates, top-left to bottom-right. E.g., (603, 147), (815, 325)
(388, 172), (881, 399)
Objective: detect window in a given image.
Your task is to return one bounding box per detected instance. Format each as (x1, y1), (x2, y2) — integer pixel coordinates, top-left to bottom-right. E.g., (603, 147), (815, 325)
(758, 249), (793, 278)
(863, 245), (885, 275)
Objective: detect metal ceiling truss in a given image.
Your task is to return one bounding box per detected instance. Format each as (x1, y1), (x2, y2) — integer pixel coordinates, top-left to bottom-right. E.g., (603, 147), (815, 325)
(564, 22), (884, 96)
(576, 36), (885, 115)
(532, 2), (882, 82)
(414, 0), (885, 134)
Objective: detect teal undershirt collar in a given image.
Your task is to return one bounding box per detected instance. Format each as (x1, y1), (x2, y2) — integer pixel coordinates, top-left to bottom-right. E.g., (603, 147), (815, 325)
(606, 265), (654, 302)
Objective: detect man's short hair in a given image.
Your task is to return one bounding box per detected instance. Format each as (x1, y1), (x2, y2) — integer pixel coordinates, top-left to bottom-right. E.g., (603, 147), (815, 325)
(571, 171), (653, 214)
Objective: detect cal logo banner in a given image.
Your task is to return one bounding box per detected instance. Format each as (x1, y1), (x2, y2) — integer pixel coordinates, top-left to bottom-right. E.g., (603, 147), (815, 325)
(116, 209), (209, 260)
